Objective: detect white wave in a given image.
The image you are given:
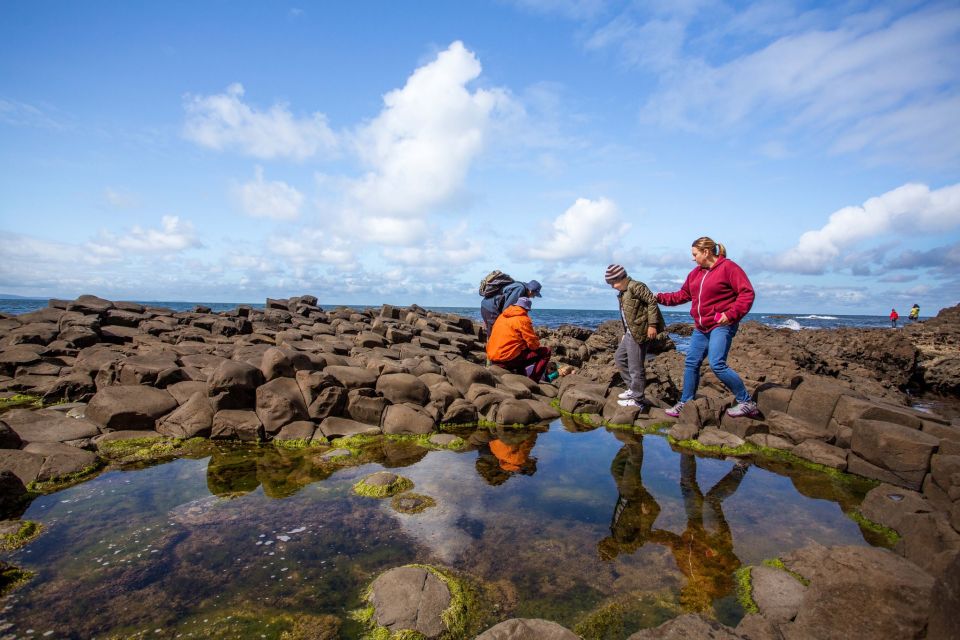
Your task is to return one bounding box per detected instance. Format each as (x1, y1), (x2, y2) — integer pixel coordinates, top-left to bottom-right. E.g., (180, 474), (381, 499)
(798, 314), (838, 320)
(774, 319), (803, 331)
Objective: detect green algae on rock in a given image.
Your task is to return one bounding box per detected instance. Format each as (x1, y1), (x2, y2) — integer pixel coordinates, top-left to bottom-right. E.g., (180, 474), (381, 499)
(391, 492), (437, 514)
(28, 460), (104, 494)
(0, 562), (34, 597)
(353, 564), (483, 640)
(734, 567), (759, 615)
(353, 472), (414, 499)
(98, 436), (212, 465)
(0, 394), (44, 411)
(0, 520), (43, 551)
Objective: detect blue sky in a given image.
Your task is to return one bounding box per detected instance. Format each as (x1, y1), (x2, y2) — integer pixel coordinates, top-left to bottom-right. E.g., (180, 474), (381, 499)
(1, 0), (958, 315)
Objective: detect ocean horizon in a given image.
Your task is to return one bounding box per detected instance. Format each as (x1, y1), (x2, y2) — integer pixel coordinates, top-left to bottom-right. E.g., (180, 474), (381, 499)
(0, 297), (909, 333)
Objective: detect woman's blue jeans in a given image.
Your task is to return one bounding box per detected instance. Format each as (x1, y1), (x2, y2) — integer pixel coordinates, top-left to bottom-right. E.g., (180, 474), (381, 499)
(681, 323), (750, 403)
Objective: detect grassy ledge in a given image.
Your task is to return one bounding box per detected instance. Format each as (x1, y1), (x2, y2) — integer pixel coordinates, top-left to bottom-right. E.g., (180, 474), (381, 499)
(848, 509), (901, 546)
(761, 558), (811, 586)
(28, 460), (105, 494)
(272, 437), (328, 449)
(98, 436), (209, 463)
(0, 394), (44, 411)
(734, 567), (759, 614)
(0, 520), (43, 551)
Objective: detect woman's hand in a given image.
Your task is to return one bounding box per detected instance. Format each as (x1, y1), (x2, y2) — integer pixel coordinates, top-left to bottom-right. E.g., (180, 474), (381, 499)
(716, 312), (731, 325)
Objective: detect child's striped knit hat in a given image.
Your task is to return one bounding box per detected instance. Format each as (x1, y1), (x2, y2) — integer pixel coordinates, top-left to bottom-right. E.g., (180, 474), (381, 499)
(605, 264), (627, 284)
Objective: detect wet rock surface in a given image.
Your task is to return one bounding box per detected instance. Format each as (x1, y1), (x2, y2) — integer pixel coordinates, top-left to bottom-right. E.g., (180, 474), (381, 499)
(2, 296), (960, 636)
(368, 566), (451, 638)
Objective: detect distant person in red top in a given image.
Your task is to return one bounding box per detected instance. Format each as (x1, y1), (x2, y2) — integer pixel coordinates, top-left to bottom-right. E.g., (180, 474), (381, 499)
(656, 237), (757, 419)
(890, 308), (899, 328)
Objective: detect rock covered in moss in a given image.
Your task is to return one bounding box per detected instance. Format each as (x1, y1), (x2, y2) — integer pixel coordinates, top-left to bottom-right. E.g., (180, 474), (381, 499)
(352, 471), (413, 498)
(367, 565), (451, 638)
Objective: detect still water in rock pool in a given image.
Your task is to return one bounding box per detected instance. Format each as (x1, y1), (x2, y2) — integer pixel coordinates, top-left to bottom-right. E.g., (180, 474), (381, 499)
(2, 419), (883, 639)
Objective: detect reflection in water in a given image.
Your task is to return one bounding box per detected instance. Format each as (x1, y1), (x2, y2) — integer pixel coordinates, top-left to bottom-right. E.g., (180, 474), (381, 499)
(600, 438), (747, 614)
(3, 423), (882, 639)
(474, 429), (541, 486)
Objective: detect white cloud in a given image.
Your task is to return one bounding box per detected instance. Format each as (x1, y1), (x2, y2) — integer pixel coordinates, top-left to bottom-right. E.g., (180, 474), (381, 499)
(345, 41), (511, 218)
(589, 3), (960, 165)
(89, 215), (201, 255)
(103, 187), (139, 209)
(235, 166), (304, 220)
(764, 183), (960, 274)
(526, 197), (629, 261)
(183, 83), (337, 160)
(381, 221), (486, 269)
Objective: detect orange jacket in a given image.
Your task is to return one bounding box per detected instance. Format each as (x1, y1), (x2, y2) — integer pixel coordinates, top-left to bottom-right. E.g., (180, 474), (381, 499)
(486, 305), (540, 362)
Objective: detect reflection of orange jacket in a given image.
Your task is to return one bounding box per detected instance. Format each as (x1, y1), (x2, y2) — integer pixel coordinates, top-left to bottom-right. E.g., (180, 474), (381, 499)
(486, 306), (540, 362)
(489, 438), (534, 472)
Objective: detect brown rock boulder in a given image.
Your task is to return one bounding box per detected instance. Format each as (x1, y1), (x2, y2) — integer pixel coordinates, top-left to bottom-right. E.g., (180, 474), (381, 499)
(381, 403), (435, 435)
(157, 392), (214, 438)
(211, 410), (264, 442)
(2, 408), (100, 442)
(255, 377), (308, 434)
(86, 386), (178, 430)
(851, 419), (939, 489)
(476, 618), (580, 640)
(376, 373), (430, 405)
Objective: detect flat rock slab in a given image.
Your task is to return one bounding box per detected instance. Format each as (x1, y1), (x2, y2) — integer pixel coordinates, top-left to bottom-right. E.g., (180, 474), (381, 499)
(750, 565), (806, 624)
(318, 417), (380, 439)
(364, 471), (399, 487)
(22, 442), (98, 482)
(86, 385), (178, 430)
(94, 430), (165, 447)
(369, 566), (451, 638)
(625, 614), (742, 639)
(778, 543), (934, 639)
(476, 618), (580, 640)
(3, 409), (100, 443)
(0, 449), (45, 485)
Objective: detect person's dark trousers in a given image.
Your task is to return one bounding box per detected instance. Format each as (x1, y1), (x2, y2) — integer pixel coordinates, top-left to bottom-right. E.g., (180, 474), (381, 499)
(614, 332), (647, 397)
(494, 346), (552, 382)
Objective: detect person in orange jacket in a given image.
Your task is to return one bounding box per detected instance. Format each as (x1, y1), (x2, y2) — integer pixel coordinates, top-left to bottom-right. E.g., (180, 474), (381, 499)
(485, 297), (552, 381)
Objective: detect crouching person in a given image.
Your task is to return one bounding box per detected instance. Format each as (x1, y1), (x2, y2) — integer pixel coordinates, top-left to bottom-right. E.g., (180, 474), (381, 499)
(486, 297), (552, 381)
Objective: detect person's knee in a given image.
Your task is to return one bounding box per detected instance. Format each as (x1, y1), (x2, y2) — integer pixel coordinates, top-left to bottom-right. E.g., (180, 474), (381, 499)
(709, 356), (728, 373)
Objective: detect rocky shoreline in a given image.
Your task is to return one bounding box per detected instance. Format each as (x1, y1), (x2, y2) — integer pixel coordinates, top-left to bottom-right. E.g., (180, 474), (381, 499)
(0, 294), (958, 638)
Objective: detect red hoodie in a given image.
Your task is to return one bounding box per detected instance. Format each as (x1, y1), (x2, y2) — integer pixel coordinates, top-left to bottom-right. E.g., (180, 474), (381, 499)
(657, 255), (755, 332)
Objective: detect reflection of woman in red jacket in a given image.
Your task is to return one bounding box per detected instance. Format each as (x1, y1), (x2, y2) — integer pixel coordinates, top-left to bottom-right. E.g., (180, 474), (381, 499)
(657, 237), (757, 419)
(486, 298), (552, 381)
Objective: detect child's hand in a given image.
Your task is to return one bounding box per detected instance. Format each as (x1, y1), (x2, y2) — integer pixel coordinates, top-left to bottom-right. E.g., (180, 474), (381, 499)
(646, 326), (657, 339)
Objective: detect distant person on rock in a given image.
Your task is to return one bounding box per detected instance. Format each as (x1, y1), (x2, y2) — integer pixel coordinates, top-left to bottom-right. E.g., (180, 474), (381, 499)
(656, 237), (757, 419)
(909, 304), (919, 322)
(890, 308), (899, 328)
(479, 270), (542, 334)
(605, 264), (665, 410)
(486, 297), (552, 382)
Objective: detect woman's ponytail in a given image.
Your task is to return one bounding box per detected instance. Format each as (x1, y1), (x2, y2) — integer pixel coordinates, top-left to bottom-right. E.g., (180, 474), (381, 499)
(692, 236), (726, 258)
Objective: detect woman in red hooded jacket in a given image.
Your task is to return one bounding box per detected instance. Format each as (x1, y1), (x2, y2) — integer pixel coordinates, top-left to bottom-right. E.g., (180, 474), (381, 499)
(657, 237), (757, 419)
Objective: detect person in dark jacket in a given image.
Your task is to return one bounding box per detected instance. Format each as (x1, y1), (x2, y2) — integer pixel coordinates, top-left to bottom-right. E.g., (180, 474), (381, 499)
(606, 264), (665, 410)
(480, 279), (542, 333)
(657, 237), (757, 418)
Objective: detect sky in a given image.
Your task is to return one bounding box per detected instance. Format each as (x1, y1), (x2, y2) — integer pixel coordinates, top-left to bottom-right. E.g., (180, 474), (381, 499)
(1, 0), (959, 315)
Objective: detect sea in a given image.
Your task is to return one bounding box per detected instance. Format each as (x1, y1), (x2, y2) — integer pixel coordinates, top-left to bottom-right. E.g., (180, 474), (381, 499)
(0, 298), (902, 331)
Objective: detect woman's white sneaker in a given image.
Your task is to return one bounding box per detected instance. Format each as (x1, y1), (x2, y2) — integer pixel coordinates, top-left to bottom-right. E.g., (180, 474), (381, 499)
(726, 400), (759, 418)
(664, 401), (685, 417)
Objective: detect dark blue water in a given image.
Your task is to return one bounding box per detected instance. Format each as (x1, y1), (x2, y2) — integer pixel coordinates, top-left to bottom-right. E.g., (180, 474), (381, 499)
(0, 299), (899, 331)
